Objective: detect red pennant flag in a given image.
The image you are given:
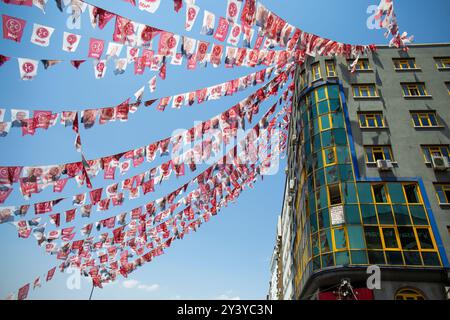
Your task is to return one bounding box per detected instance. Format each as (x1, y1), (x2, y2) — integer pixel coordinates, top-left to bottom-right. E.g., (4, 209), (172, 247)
(0, 54), (10, 66)
(89, 188), (103, 205)
(2, 14), (26, 42)
(174, 0), (182, 12)
(17, 283), (30, 300)
(46, 267), (56, 282)
(71, 60), (86, 69)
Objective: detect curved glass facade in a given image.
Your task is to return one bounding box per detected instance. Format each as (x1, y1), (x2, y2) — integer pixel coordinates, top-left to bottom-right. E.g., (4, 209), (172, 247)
(291, 84), (443, 298)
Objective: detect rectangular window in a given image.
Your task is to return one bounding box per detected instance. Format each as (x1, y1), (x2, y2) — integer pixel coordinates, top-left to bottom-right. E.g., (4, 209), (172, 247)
(393, 58), (417, 70)
(364, 226), (383, 249)
(323, 147), (337, 167)
(402, 83), (429, 97)
(328, 184), (342, 206)
(381, 227), (400, 249)
(353, 85), (378, 98)
(403, 184), (421, 204)
(398, 226), (419, 250)
(372, 184), (389, 203)
(326, 60), (336, 77)
(358, 112), (385, 128)
(435, 57), (450, 69)
(435, 184), (450, 204)
(421, 145), (450, 163)
(365, 146), (394, 163)
(311, 63), (322, 81)
(415, 228), (435, 251)
(349, 58), (371, 71)
(410, 112), (440, 128)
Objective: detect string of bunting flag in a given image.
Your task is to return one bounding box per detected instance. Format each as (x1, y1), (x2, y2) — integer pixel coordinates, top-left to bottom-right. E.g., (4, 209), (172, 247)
(0, 0), (411, 299)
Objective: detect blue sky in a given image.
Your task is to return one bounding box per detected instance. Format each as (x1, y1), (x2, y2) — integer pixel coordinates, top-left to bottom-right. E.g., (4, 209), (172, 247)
(0, 0), (449, 300)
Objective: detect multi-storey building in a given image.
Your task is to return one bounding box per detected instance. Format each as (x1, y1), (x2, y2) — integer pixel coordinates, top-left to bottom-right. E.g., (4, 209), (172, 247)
(276, 43), (450, 300)
(267, 216), (282, 300)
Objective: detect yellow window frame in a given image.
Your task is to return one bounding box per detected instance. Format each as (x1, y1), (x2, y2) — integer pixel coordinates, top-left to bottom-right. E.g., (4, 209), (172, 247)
(371, 183), (391, 204)
(351, 59), (371, 71)
(353, 85), (378, 98)
(311, 62), (322, 81)
(326, 61), (336, 77)
(435, 184), (450, 204)
(422, 145), (449, 163)
(365, 146), (392, 163)
(403, 83), (429, 96)
(327, 183), (343, 206)
(402, 183), (423, 205)
(380, 226), (401, 251)
(359, 112), (385, 128)
(318, 113), (333, 132)
(413, 227), (438, 252)
(411, 112), (439, 127)
(331, 226), (348, 252)
(394, 59), (417, 70)
(322, 147), (337, 167)
(395, 288), (426, 300)
(435, 57), (450, 69)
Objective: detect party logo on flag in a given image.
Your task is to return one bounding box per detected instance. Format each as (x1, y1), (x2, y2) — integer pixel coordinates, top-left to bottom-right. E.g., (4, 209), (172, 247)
(88, 38), (105, 59)
(227, 23), (241, 46)
(30, 23), (54, 47)
(213, 17), (230, 42)
(18, 58), (38, 80)
(185, 4), (199, 31)
(62, 32), (81, 52)
(2, 15), (26, 42)
(226, 0), (242, 24)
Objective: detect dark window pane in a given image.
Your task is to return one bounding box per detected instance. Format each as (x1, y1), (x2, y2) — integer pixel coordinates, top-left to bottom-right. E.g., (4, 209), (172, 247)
(373, 184), (388, 203)
(361, 204), (378, 224)
(404, 184), (420, 203)
(319, 208), (330, 229)
(364, 226), (382, 249)
(398, 227), (418, 250)
(403, 251), (422, 266)
(386, 251), (404, 265)
(416, 228), (434, 250)
(328, 184), (342, 205)
(421, 252), (440, 266)
(368, 251), (386, 264)
(382, 228), (399, 249)
(377, 204), (395, 224)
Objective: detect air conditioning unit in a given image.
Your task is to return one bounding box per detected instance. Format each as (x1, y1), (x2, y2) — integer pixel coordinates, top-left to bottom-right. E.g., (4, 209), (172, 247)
(431, 156), (450, 171)
(377, 159), (393, 171)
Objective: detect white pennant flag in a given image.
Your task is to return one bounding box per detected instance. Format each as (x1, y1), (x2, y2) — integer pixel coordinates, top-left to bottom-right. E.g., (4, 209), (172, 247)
(226, 0), (242, 24)
(227, 23), (241, 46)
(33, 0), (48, 13)
(138, 0), (161, 13)
(185, 4), (200, 31)
(148, 75), (157, 92)
(94, 60), (107, 79)
(106, 42), (123, 60)
(18, 58), (38, 80)
(30, 23), (55, 47)
(62, 32), (81, 52)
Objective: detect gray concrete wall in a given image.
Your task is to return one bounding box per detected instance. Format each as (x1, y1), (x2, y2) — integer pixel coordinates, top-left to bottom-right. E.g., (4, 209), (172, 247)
(302, 44), (450, 264)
